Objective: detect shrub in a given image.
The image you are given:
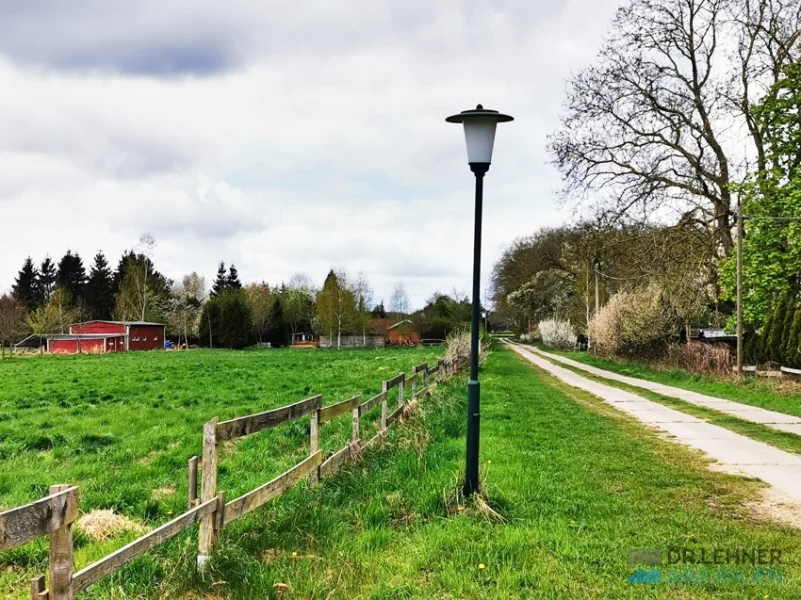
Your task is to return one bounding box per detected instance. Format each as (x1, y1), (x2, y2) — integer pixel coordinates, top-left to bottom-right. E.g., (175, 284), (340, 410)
(538, 319), (577, 350)
(664, 343), (731, 375)
(588, 284), (675, 359)
(444, 329), (491, 366)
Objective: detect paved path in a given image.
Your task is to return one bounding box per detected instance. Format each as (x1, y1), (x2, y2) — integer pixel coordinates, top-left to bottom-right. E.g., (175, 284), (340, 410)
(505, 342), (801, 502)
(522, 344), (801, 436)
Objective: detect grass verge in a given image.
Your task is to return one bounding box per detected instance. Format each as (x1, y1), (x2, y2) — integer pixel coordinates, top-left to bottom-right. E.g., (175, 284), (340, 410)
(530, 348), (801, 457)
(530, 343), (801, 418)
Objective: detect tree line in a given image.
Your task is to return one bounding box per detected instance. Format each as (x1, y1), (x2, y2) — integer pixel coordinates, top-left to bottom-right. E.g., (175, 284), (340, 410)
(495, 0), (801, 367)
(0, 239), (478, 353)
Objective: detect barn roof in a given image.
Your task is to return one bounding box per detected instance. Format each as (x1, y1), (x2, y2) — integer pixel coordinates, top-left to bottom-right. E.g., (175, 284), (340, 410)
(387, 319), (413, 330)
(48, 334), (126, 339)
(71, 320), (165, 326)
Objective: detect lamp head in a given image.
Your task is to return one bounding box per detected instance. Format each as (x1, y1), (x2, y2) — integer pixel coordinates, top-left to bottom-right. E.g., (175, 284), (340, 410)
(446, 104), (514, 170)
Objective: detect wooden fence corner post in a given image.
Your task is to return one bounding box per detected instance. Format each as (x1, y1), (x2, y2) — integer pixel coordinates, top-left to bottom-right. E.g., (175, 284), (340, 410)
(410, 367), (417, 401)
(381, 381), (388, 432)
(309, 405), (321, 486)
(188, 456), (199, 510)
(424, 364), (429, 389)
(48, 484), (75, 600)
(198, 417), (219, 569)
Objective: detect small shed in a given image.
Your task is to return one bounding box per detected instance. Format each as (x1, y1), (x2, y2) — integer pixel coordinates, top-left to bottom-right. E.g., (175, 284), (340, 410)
(387, 320), (420, 346)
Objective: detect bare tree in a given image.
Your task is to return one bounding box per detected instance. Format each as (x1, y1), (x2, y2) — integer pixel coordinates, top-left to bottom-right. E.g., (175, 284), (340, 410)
(352, 272), (374, 345)
(316, 269), (357, 350)
(0, 294), (27, 357)
(282, 272), (315, 341)
(549, 0), (801, 263)
(389, 282), (410, 320)
(168, 273), (206, 348)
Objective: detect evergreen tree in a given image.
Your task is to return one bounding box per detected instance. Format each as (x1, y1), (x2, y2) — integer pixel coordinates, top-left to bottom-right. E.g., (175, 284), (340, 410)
(758, 312), (774, 364)
(767, 294), (792, 363)
(56, 250), (87, 305)
(371, 301), (387, 319)
(12, 257), (41, 310)
(266, 296), (287, 348)
(786, 309), (801, 368)
(781, 296), (799, 365)
(745, 330), (761, 365)
(85, 252), (114, 320)
(219, 290), (252, 348)
(38, 256), (56, 300)
(199, 289), (252, 349)
(199, 297), (223, 348)
(226, 264), (243, 290)
(211, 262), (228, 297)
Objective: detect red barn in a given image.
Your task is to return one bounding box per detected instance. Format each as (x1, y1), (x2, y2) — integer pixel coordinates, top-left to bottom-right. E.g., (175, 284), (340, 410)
(48, 321), (166, 354)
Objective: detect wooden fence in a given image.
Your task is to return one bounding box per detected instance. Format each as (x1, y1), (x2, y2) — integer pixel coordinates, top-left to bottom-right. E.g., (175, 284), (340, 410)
(0, 357), (466, 599)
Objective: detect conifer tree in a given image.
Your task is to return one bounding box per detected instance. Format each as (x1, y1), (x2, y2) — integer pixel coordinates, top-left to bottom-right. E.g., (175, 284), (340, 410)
(12, 257), (41, 310)
(226, 264), (243, 289)
(85, 252), (114, 319)
(56, 250), (87, 305)
(211, 262), (228, 297)
(38, 256), (56, 300)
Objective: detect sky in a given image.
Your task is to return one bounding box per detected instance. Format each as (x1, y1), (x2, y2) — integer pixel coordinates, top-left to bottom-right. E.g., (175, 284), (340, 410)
(0, 0), (620, 309)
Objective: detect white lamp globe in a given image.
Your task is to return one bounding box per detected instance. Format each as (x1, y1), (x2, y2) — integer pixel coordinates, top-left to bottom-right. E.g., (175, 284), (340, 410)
(446, 104), (514, 167)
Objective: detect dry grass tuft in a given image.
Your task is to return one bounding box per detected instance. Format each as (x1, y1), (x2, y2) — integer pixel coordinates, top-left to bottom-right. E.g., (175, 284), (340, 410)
(77, 509), (147, 541)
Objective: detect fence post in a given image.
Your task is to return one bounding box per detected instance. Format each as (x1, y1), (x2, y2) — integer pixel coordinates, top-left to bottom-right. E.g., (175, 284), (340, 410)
(188, 456), (198, 509)
(352, 403), (360, 445)
(381, 381), (388, 432)
(31, 576), (45, 600)
(48, 484), (74, 600)
(398, 376), (404, 409)
(424, 363), (429, 389)
(410, 366), (417, 401)
(198, 417), (219, 568)
(310, 404), (321, 485)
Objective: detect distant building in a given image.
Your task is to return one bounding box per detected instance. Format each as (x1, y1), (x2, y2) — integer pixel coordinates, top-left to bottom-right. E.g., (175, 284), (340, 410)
(48, 320), (166, 354)
(387, 320), (420, 346)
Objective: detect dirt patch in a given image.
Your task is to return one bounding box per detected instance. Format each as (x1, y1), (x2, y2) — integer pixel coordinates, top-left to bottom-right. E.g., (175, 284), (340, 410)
(744, 487), (801, 529)
(152, 485), (176, 500)
(77, 509), (147, 541)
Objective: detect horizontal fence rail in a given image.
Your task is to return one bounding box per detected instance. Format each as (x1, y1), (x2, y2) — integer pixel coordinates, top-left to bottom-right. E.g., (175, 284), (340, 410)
(0, 486), (79, 552)
(1, 354), (468, 599)
(216, 395), (323, 442)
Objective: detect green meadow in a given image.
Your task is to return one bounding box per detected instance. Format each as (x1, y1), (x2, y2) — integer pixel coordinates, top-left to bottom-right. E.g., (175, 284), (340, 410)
(2, 347), (801, 598)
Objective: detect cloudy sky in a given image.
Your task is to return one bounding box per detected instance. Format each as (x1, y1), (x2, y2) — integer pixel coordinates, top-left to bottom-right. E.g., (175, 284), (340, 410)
(0, 0), (619, 308)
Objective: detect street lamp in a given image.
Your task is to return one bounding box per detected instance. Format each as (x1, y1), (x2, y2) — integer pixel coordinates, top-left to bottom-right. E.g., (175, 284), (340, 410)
(446, 104), (514, 496)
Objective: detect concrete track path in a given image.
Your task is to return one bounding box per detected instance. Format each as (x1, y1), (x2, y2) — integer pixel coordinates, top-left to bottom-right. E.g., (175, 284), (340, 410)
(506, 341), (801, 502)
(523, 343), (801, 436)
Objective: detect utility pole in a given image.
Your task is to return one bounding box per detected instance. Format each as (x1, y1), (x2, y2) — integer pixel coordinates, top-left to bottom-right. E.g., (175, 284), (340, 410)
(594, 259), (600, 316)
(736, 199), (744, 377)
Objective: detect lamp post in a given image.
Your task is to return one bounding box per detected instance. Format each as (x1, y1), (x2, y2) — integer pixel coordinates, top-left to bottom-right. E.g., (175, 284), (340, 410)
(446, 104), (514, 496)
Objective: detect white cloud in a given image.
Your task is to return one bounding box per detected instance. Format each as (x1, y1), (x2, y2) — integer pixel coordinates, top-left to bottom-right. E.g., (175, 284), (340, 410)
(0, 0), (619, 307)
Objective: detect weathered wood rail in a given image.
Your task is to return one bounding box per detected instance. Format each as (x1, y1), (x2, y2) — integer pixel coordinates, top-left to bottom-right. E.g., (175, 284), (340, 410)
(1, 355), (467, 599)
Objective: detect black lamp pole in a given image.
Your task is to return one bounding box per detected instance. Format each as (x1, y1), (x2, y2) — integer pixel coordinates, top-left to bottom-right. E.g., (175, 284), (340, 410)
(465, 161), (488, 495)
(446, 104), (513, 497)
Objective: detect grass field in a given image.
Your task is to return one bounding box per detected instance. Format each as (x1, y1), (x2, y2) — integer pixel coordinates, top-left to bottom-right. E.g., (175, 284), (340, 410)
(533, 344), (801, 418)
(0, 347), (442, 597)
(4, 347), (801, 598)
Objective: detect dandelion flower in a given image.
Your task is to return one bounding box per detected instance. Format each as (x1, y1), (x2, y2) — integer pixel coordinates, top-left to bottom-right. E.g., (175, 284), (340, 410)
(478, 563), (486, 570)
(292, 551), (298, 558)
